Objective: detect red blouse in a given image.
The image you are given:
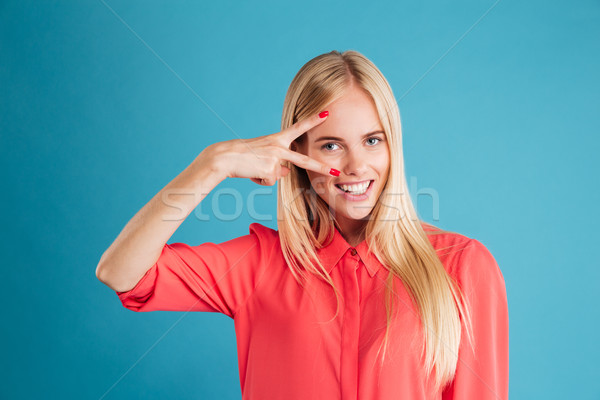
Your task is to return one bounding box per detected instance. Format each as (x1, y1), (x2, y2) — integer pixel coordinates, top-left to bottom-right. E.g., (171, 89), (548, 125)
(116, 222), (509, 399)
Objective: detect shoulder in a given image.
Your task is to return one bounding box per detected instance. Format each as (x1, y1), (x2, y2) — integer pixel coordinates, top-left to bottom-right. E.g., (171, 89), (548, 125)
(422, 222), (472, 264)
(422, 223), (505, 286)
(249, 222), (280, 244)
(247, 222), (282, 256)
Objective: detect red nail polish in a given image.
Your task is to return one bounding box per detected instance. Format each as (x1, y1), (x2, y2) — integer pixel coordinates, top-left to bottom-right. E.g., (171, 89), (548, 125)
(329, 168), (340, 176)
(319, 111), (329, 118)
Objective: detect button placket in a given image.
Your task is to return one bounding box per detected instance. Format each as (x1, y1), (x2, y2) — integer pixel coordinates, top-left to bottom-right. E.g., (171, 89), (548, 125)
(339, 254), (360, 399)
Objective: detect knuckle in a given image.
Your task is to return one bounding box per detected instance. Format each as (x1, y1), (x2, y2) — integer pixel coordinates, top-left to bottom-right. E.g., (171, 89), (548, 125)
(273, 134), (289, 146)
(267, 144), (282, 155)
(260, 165), (272, 175)
(271, 147), (287, 162)
(266, 153), (279, 165)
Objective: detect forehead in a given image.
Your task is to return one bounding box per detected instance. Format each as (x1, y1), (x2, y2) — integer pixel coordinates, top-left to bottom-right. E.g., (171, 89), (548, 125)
(306, 87), (383, 140)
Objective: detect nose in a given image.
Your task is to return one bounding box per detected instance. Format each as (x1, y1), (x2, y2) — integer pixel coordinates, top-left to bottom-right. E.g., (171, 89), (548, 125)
(341, 146), (369, 177)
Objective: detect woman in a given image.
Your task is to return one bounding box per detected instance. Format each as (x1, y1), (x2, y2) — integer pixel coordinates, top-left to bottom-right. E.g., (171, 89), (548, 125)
(96, 50), (509, 399)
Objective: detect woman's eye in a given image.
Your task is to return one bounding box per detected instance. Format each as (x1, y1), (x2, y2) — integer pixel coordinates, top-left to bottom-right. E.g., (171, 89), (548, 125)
(366, 137), (382, 146)
(322, 143), (339, 151)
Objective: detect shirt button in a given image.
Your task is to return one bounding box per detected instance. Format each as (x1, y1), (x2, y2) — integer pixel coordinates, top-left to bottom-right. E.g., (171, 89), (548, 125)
(350, 248), (357, 256)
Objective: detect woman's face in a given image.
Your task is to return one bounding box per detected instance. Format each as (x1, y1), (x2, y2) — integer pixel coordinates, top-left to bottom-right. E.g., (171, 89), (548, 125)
(294, 85), (391, 235)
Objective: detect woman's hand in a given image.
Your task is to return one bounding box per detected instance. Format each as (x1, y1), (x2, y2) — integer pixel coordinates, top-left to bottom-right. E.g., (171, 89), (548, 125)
(205, 111), (337, 186)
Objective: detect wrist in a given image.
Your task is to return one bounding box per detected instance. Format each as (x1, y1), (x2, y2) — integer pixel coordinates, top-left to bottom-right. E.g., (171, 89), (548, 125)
(200, 143), (231, 181)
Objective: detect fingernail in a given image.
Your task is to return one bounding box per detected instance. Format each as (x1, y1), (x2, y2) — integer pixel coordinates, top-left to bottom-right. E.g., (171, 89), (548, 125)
(319, 111), (329, 118)
(329, 168), (340, 176)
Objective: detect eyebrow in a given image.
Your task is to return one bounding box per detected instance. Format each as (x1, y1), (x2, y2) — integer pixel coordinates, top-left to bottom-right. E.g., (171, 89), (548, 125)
(314, 130), (385, 143)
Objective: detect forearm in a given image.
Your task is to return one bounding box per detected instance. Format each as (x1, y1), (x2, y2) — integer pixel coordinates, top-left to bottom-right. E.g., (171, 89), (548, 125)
(96, 148), (227, 292)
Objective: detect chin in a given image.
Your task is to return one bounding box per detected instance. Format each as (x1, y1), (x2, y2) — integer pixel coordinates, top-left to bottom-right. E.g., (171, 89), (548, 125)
(337, 207), (375, 222)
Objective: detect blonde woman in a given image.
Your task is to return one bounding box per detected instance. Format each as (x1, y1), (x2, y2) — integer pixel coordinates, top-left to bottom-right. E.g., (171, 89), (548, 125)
(96, 50), (509, 399)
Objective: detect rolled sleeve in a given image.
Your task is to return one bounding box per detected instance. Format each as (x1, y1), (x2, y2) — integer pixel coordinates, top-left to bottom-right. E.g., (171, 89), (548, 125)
(115, 223), (276, 318)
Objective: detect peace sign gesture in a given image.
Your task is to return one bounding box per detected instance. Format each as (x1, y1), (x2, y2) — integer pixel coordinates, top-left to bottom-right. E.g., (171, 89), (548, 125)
(205, 111), (339, 186)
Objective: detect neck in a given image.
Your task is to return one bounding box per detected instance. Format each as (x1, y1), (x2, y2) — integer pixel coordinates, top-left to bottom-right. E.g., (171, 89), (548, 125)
(334, 218), (366, 247)
(345, 234), (364, 248)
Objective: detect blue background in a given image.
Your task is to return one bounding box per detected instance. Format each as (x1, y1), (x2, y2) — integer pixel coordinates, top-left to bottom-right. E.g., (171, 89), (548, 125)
(1, 0), (598, 398)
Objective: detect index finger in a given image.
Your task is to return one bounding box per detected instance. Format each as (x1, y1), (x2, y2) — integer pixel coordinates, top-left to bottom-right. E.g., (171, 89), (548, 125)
(279, 147), (340, 177)
(279, 110), (329, 144)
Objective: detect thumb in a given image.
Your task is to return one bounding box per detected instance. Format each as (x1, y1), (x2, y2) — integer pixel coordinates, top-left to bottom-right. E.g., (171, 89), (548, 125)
(279, 165), (291, 178)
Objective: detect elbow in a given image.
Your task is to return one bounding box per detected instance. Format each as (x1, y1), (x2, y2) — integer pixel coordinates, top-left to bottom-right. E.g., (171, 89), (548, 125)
(95, 262), (115, 289)
(95, 251), (112, 283)
(95, 262), (139, 293)
(95, 262), (122, 292)
(95, 262), (108, 283)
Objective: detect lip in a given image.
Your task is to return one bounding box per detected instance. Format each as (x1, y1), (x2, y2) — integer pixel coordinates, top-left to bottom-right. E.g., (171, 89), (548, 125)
(334, 180), (374, 201)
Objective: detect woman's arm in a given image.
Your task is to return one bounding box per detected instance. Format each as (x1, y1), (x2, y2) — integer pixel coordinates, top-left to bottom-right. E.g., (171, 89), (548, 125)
(96, 111), (334, 293)
(95, 146), (226, 292)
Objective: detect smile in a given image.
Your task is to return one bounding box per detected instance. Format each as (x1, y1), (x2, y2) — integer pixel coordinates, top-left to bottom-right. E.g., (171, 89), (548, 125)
(335, 180), (373, 196)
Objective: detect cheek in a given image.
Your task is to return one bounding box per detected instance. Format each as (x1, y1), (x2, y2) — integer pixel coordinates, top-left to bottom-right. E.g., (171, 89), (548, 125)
(376, 158), (391, 182)
(381, 156), (391, 171)
(379, 149), (391, 172)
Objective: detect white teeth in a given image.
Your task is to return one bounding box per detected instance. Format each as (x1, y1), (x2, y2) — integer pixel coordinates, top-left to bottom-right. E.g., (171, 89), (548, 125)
(337, 181), (370, 195)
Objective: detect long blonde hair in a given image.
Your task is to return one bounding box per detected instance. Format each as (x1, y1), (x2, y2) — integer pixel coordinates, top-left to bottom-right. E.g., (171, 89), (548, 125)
(277, 50), (474, 392)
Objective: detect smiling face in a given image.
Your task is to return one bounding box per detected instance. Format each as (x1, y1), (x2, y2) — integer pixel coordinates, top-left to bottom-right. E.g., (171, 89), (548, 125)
(294, 85), (391, 240)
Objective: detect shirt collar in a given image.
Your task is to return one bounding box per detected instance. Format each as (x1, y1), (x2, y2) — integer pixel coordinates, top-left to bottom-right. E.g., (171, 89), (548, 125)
(315, 226), (383, 277)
